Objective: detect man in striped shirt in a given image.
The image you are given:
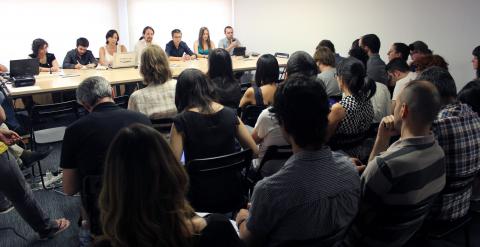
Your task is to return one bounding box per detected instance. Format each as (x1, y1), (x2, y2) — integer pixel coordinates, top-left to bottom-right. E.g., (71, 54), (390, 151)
(345, 80), (446, 247)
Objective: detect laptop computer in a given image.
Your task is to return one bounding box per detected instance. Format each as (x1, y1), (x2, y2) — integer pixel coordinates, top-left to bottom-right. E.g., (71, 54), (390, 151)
(10, 58), (39, 87)
(233, 47), (246, 56)
(111, 52), (137, 69)
(10, 58), (39, 78)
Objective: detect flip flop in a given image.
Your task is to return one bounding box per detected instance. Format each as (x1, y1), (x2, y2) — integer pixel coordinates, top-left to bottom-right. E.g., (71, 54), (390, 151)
(39, 218), (71, 240)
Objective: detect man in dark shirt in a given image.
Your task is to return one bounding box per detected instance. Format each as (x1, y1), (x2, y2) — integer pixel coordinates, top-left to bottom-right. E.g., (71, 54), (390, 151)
(360, 34), (389, 84)
(60, 76), (150, 237)
(61, 76), (150, 196)
(165, 29), (196, 61)
(62, 37), (97, 69)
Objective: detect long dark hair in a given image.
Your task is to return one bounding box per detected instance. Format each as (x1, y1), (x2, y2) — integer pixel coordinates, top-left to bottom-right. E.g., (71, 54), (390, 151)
(255, 54), (279, 87)
(105, 29), (119, 45)
(31, 38), (48, 57)
(337, 57), (376, 99)
(175, 69), (216, 113)
(207, 48), (236, 84)
(139, 26), (155, 40)
(473, 46), (480, 79)
(99, 124), (195, 247)
(197, 27), (212, 51)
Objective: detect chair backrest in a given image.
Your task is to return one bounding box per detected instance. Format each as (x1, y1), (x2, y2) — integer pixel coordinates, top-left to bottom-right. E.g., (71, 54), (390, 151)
(240, 81), (252, 95)
(113, 95), (130, 109)
(241, 105), (266, 127)
(275, 52), (289, 82)
(29, 100), (79, 130)
(259, 145), (292, 171)
(150, 117), (174, 134)
(81, 175), (103, 235)
(250, 145), (292, 186)
(186, 149), (253, 213)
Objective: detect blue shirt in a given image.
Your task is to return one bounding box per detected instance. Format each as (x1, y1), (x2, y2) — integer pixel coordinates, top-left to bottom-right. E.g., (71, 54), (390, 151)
(165, 41), (194, 57)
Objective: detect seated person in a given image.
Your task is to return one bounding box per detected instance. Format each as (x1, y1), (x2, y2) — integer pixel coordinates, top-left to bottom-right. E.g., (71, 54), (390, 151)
(165, 29), (196, 61)
(63, 37), (97, 69)
(387, 42), (410, 62)
(314, 46), (341, 97)
(458, 80), (480, 114)
(29, 38), (60, 72)
(458, 80), (480, 204)
(239, 54), (279, 108)
(285, 51), (319, 78)
(99, 29), (127, 66)
(411, 54), (449, 74)
(170, 69), (258, 163)
(193, 27), (215, 58)
(326, 57), (376, 160)
(472, 46), (479, 79)
(344, 80), (446, 247)
(409, 40), (433, 70)
(134, 26), (156, 64)
(94, 124), (243, 247)
(0, 106), (69, 240)
(207, 48), (242, 109)
(128, 45), (177, 118)
(218, 26), (241, 55)
(316, 39), (345, 66)
(60, 76), (150, 239)
(251, 106), (289, 177)
(0, 64), (6, 73)
(236, 74), (360, 247)
(360, 34), (388, 84)
(386, 58), (417, 111)
(417, 67), (480, 224)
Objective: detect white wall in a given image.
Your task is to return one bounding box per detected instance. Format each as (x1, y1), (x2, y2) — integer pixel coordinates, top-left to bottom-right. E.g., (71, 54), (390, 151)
(0, 0), (119, 68)
(126, 0), (232, 52)
(234, 0), (480, 90)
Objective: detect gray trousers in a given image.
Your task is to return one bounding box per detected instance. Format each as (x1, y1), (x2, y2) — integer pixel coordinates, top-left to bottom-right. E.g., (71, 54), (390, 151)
(0, 151), (55, 235)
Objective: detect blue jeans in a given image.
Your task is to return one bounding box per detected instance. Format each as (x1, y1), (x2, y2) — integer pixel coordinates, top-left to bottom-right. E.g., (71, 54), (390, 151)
(0, 151), (55, 235)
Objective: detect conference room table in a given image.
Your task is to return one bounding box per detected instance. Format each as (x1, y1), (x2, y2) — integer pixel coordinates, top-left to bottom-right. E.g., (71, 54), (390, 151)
(5, 56), (288, 97)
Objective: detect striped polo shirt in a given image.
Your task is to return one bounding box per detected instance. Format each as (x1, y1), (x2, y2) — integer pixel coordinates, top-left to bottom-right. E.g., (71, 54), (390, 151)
(346, 134), (445, 247)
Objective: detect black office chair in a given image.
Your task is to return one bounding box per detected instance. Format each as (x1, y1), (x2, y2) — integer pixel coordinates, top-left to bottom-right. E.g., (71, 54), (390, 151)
(81, 175), (103, 236)
(27, 100), (79, 189)
(240, 105), (266, 127)
(186, 149), (253, 214)
(248, 145), (292, 191)
(150, 117), (174, 136)
(274, 52), (289, 81)
(113, 94), (130, 109)
(240, 81), (252, 95)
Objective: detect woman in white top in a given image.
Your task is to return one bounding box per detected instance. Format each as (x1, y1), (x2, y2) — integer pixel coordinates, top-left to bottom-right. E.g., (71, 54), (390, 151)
(128, 45), (177, 118)
(99, 29), (127, 66)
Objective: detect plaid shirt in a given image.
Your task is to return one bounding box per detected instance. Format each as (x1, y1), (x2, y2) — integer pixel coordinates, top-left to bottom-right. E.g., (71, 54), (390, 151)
(431, 102), (480, 221)
(127, 79), (177, 119)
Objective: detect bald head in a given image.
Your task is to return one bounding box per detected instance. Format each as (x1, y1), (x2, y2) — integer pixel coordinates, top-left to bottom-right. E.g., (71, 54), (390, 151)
(398, 80), (441, 127)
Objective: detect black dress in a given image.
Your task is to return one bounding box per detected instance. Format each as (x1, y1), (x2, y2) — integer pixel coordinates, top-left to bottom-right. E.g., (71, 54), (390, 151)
(29, 53), (56, 68)
(173, 107), (239, 163)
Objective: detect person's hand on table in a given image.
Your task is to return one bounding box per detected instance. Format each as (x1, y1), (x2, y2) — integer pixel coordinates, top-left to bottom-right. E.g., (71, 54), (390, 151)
(74, 62), (82, 69)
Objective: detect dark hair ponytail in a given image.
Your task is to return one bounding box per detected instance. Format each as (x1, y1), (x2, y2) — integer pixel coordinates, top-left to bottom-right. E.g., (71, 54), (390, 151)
(337, 57), (376, 99)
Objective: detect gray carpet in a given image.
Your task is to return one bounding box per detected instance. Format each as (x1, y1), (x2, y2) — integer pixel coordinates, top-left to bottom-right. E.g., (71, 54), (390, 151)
(0, 143), (81, 247)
